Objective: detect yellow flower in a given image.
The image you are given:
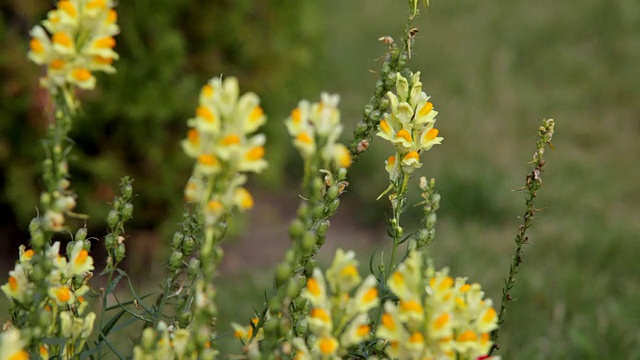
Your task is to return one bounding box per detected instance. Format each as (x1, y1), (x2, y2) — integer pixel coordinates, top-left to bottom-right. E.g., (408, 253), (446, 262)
(0, 329), (28, 360)
(1, 264), (30, 304)
(326, 249), (361, 293)
(66, 241), (94, 277)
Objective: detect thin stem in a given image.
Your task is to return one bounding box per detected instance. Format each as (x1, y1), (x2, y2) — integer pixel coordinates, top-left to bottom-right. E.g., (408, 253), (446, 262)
(490, 119), (555, 354)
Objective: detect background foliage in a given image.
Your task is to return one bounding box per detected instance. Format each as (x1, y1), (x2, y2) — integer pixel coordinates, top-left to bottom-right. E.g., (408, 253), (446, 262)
(1, 0), (639, 359)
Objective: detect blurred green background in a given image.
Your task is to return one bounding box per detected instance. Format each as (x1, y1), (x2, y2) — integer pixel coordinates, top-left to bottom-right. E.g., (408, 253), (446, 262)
(1, 0), (639, 358)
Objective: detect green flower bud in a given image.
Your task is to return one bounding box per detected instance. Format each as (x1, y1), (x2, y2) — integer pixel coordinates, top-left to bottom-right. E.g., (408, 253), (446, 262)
(426, 213), (437, 228)
(182, 236), (196, 255)
(275, 263), (291, 287)
(286, 278), (303, 298)
(305, 259), (317, 276)
(172, 231), (184, 249)
(42, 159), (53, 171)
(312, 177), (324, 194)
(115, 243), (126, 262)
(312, 204), (325, 219)
(375, 80), (384, 93)
(40, 192), (51, 208)
(58, 179), (71, 190)
(293, 297), (307, 311)
(316, 220), (329, 238)
(327, 185), (339, 200)
(213, 246), (224, 263)
(57, 161), (68, 176)
(263, 318), (279, 337)
(169, 250), (183, 271)
(75, 227), (87, 242)
(105, 233), (116, 249)
(295, 318), (308, 335)
(297, 203), (309, 219)
(417, 229), (429, 243)
(301, 232), (316, 254)
(284, 249), (295, 264)
(370, 110), (381, 121)
(268, 297), (281, 313)
(432, 193), (441, 206)
(355, 121), (368, 133)
(179, 311), (193, 327)
(66, 241), (74, 256)
(121, 183), (133, 199)
(121, 203), (133, 221)
(289, 219), (305, 239)
(187, 258), (201, 279)
(338, 168), (348, 181)
(107, 209), (119, 229)
(327, 199), (340, 214)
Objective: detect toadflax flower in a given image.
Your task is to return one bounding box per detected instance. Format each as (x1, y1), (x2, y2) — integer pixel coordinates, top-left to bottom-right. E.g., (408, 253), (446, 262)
(293, 249), (379, 359)
(377, 72), (443, 178)
(0, 329), (29, 360)
(377, 250), (499, 359)
(27, 0), (120, 91)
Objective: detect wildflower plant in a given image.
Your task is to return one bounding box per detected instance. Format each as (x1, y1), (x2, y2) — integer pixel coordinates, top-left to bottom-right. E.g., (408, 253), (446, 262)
(1, 0), (557, 359)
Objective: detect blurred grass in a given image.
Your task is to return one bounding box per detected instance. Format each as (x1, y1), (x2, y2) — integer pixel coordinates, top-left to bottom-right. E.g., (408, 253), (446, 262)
(1, 0), (639, 359)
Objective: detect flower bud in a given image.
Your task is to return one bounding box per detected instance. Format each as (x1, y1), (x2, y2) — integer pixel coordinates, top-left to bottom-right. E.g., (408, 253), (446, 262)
(269, 297), (281, 313)
(105, 234), (116, 249)
(178, 311), (193, 327)
(169, 250), (183, 271)
(40, 192), (52, 207)
(370, 110), (381, 122)
(375, 80), (384, 93)
(121, 203), (133, 221)
(301, 232), (316, 254)
(312, 177), (324, 194)
(172, 231), (184, 249)
(182, 236), (196, 255)
(327, 185), (339, 201)
(297, 203), (309, 219)
(338, 168), (348, 181)
(327, 199), (340, 214)
(355, 121), (368, 134)
(426, 213), (437, 228)
(312, 204), (325, 219)
(275, 263), (291, 287)
(305, 259), (317, 276)
(121, 183), (133, 199)
(115, 243), (126, 262)
(316, 220), (329, 238)
(107, 210), (119, 229)
(187, 258), (201, 279)
(364, 104), (373, 117)
(75, 227), (87, 242)
(272, 244), (292, 263)
(263, 318), (279, 337)
(289, 219), (305, 239)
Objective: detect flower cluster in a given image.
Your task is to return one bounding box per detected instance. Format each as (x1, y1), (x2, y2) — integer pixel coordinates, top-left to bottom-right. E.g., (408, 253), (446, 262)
(182, 76), (267, 225)
(27, 0), (119, 91)
(293, 249), (379, 359)
(133, 321), (217, 360)
(377, 72), (443, 178)
(377, 250), (499, 359)
(1, 238), (96, 356)
(285, 93), (352, 170)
